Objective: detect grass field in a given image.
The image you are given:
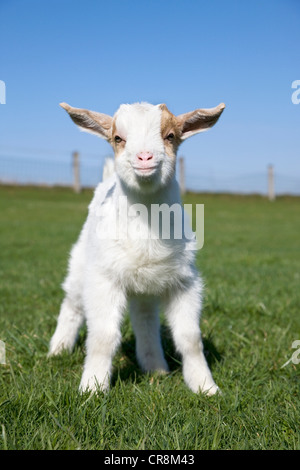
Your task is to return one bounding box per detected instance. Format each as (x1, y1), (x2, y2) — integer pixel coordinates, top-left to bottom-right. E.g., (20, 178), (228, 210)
(0, 185), (299, 450)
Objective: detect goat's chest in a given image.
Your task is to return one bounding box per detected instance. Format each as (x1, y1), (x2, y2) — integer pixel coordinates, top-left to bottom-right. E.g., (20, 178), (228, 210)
(92, 196), (195, 294)
(109, 237), (192, 295)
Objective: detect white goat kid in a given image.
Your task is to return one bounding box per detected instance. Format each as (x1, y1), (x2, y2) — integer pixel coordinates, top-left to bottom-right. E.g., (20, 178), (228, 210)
(48, 101), (225, 395)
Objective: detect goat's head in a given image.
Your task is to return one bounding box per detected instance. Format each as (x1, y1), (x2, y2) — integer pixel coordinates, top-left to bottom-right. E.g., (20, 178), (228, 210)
(60, 101), (225, 193)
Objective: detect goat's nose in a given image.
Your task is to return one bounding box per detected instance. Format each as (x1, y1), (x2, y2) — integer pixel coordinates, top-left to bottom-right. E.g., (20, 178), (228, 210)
(136, 151), (153, 161)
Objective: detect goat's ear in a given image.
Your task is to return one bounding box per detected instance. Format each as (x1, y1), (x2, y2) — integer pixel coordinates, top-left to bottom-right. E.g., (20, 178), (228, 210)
(60, 102), (112, 140)
(177, 103), (225, 140)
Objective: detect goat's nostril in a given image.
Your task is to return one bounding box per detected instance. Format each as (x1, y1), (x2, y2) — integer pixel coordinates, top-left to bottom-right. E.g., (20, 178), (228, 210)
(137, 151), (154, 162)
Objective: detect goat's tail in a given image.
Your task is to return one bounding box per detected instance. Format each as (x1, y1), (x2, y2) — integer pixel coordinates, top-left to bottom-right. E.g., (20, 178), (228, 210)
(102, 157), (115, 181)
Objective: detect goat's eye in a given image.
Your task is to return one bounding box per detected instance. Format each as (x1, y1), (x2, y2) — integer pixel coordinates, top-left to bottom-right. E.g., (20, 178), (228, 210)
(114, 135), (123, 143)
(166, 133), (175, 142)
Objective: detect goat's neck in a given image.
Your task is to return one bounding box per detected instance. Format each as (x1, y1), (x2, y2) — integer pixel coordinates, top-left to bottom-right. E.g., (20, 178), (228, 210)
(116, 176), (181, 208)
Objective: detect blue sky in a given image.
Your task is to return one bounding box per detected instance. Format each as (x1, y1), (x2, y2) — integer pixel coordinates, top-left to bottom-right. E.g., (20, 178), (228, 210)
(0, 0), (300, 192)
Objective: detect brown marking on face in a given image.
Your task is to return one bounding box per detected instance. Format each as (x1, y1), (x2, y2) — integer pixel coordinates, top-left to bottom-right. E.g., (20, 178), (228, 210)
(111, 117), (126, 157)
(159, 104), (181, 157)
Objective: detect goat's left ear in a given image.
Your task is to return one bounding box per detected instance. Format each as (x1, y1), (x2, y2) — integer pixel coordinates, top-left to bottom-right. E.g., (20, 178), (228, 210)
(177, 103), (225, 140)
(60, 102), (112, 140)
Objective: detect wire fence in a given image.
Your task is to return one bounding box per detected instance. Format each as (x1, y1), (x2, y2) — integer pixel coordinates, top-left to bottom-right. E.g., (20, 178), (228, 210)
(0, 151), (300, 196)
(185, 169), (300, 195)
(0, 152), (106, 189)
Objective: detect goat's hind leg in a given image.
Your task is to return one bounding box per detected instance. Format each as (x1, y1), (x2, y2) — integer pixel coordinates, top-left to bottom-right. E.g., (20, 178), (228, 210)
(129, 296), (169, 374)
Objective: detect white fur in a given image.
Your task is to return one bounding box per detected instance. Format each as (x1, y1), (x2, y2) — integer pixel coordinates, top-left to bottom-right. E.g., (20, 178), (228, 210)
(49, 102), (220, 396)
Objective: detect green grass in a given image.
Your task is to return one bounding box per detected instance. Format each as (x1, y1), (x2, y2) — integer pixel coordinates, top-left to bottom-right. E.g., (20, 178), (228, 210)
(0, 185), (299, 450)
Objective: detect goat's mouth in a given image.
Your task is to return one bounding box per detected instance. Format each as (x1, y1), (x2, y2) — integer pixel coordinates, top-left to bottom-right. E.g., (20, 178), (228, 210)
(132, 165), (159, 176)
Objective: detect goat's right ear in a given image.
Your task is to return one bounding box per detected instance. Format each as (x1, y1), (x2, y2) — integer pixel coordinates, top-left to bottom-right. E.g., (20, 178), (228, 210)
(60, 102), (112, 140)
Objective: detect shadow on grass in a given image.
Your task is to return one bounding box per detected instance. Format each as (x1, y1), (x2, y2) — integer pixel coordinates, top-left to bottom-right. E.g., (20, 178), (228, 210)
(112, 325), (223, 387)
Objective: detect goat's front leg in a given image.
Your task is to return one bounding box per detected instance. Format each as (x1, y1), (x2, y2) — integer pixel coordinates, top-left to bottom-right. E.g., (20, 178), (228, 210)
(165, 277), (219, 396)
(79, 274), (127, 393)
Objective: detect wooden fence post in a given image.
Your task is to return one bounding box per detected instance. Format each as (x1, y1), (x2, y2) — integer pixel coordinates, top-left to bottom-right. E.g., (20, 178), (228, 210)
(268, 165), (275, 201)
(72, 151), (81, 193)
(179, 156), (186, 195)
